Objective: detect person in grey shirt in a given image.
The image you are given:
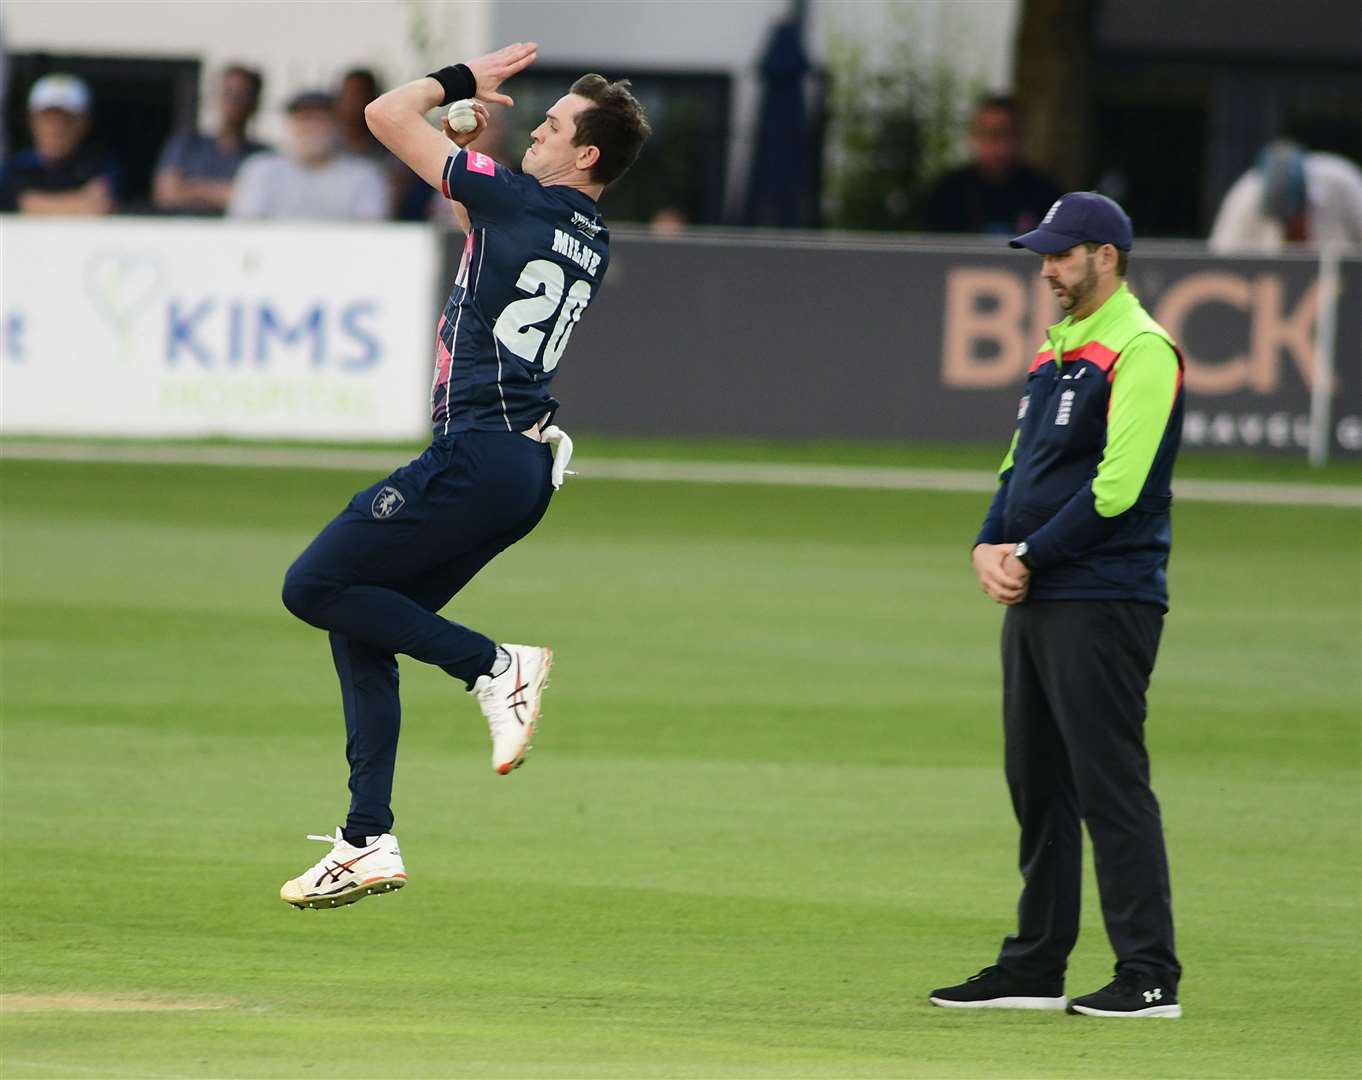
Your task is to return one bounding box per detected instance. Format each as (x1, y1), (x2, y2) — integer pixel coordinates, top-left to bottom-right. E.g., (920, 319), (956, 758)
(228, 91), (389, 221)
(154, 65), (269, 215)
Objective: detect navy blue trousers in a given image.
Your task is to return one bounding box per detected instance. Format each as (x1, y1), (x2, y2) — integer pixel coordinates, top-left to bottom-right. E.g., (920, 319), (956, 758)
(282, 431), (554, 836)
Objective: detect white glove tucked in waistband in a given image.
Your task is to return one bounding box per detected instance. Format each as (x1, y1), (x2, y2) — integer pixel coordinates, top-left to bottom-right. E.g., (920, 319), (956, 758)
(541, 425), (574, 490)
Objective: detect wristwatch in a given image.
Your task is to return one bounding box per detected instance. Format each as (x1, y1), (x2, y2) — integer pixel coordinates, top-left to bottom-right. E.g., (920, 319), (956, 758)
(1012, 541), (1035, 571)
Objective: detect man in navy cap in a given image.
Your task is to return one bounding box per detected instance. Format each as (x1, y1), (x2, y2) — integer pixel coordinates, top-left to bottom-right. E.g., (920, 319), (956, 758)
(930, 192), (1187, 1018)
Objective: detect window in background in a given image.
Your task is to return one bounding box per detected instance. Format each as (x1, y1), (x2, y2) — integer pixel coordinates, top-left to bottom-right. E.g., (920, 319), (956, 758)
(1090, 0), (1362, 237)
(1090, 87), (1207, 239)
(4, 54), (198, 212)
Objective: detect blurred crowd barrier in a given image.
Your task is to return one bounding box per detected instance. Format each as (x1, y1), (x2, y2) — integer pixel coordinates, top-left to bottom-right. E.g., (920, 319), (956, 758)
(2, 216), (1357, 459)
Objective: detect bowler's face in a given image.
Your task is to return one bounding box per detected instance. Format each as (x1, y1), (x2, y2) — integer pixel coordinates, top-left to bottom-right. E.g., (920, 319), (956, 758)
(522, 94), (590, 179)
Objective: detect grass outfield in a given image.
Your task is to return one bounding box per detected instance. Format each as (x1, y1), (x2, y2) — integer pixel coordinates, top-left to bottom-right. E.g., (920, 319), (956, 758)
(1, 453), (1358, 1078)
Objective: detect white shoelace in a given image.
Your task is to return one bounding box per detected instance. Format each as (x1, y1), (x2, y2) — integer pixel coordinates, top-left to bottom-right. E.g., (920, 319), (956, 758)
(305, 827), (347, 846)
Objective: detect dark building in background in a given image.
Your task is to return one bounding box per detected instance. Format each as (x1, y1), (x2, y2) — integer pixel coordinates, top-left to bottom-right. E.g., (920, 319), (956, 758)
(1014, 0), (1362, 237)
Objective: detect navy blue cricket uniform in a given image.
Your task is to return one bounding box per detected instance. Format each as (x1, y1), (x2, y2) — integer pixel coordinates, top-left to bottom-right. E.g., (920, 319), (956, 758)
(282, 149), (610, 837)
(433, 149), (609, 434)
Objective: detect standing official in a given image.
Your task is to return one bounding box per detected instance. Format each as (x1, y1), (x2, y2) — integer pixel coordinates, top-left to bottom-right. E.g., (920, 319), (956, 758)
(931, 193), (1185, 1018)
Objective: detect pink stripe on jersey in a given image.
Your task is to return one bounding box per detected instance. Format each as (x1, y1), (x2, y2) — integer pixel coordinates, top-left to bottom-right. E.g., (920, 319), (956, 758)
(433, 312), (454, 399)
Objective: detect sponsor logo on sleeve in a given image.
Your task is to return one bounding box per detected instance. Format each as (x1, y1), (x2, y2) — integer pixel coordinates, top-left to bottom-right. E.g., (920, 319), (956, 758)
(467, 152), (496, 176)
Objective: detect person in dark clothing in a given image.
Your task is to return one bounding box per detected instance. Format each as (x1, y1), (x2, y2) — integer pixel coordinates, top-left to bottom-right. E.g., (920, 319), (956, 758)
(153, 65), (268, 215)
(336, 68), (389, 162)
(0, 74), (119, 214)
(930, 193), (1185, 1020)
(276, 48), (651, 912)
(922, 96), (1061, 236)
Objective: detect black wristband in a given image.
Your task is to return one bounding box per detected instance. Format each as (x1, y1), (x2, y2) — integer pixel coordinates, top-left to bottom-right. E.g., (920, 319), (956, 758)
(425, 64), (476, 107)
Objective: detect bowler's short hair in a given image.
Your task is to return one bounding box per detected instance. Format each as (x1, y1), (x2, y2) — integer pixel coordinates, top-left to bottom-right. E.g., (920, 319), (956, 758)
(569, 74), (651, 187)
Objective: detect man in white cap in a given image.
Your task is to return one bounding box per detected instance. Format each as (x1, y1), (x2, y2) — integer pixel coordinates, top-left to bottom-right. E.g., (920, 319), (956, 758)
(0, 74), (118, 214)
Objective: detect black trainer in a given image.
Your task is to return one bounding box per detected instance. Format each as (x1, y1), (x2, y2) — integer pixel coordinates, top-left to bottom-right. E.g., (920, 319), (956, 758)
(929, 965), (1067, 1010)
(1067, 973), (1181, 1018)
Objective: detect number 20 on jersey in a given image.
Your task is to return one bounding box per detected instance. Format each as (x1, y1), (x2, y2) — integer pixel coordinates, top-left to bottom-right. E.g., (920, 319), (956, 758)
(492, 259), (591, 372)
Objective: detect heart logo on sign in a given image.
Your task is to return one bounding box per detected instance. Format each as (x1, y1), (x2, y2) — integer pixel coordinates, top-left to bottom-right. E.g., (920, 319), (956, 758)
(83, 249), (168, 341)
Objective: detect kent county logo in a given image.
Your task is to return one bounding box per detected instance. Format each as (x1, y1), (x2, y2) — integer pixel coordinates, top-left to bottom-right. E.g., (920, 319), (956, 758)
(1042, 199), (1062, 224)
(371, 486), (405, 519)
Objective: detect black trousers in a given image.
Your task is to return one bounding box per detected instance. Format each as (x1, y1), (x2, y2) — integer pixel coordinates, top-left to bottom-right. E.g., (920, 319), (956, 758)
(996, 599), (1181, 988)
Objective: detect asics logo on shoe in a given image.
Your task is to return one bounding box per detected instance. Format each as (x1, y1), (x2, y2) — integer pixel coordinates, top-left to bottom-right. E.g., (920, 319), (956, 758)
(506, 684), (530, 720)
(1143, 988), (1163, 1002)
(505, 659), (529, 726)
(314, 848), (377, 887)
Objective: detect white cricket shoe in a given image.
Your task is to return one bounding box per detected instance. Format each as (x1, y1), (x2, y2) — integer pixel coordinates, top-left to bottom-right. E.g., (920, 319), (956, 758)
(471, 644), (553, 774)
(279, 828), (406, 910)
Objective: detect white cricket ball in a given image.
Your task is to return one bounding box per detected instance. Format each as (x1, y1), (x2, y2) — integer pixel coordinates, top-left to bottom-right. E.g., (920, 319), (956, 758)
(446, 99), (478, 134)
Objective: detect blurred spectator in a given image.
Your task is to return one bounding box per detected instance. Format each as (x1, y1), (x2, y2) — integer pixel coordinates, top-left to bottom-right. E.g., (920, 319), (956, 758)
(336, 68), (388, 162)
(336, 67), (415, 219)
(649, 206), (687, 236)
(153, 65), (268, 215)
(0, 74), (118, 215)
(228, 91), (388, 221)
(921, 96), (1061, 235)
(1209, 140), (1362, 253)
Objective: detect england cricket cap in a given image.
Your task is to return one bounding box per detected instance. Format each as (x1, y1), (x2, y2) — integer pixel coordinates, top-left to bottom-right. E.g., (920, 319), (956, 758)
(1009, 191), (1134, 253)
(27, 74), (91, 115)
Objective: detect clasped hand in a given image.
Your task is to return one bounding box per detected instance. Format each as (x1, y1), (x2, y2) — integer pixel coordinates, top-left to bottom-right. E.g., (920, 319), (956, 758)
(973, 543), (1030, 606)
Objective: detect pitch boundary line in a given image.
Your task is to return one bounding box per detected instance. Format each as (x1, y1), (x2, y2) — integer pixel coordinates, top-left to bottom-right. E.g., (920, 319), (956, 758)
(1, 441), (1357, 508)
